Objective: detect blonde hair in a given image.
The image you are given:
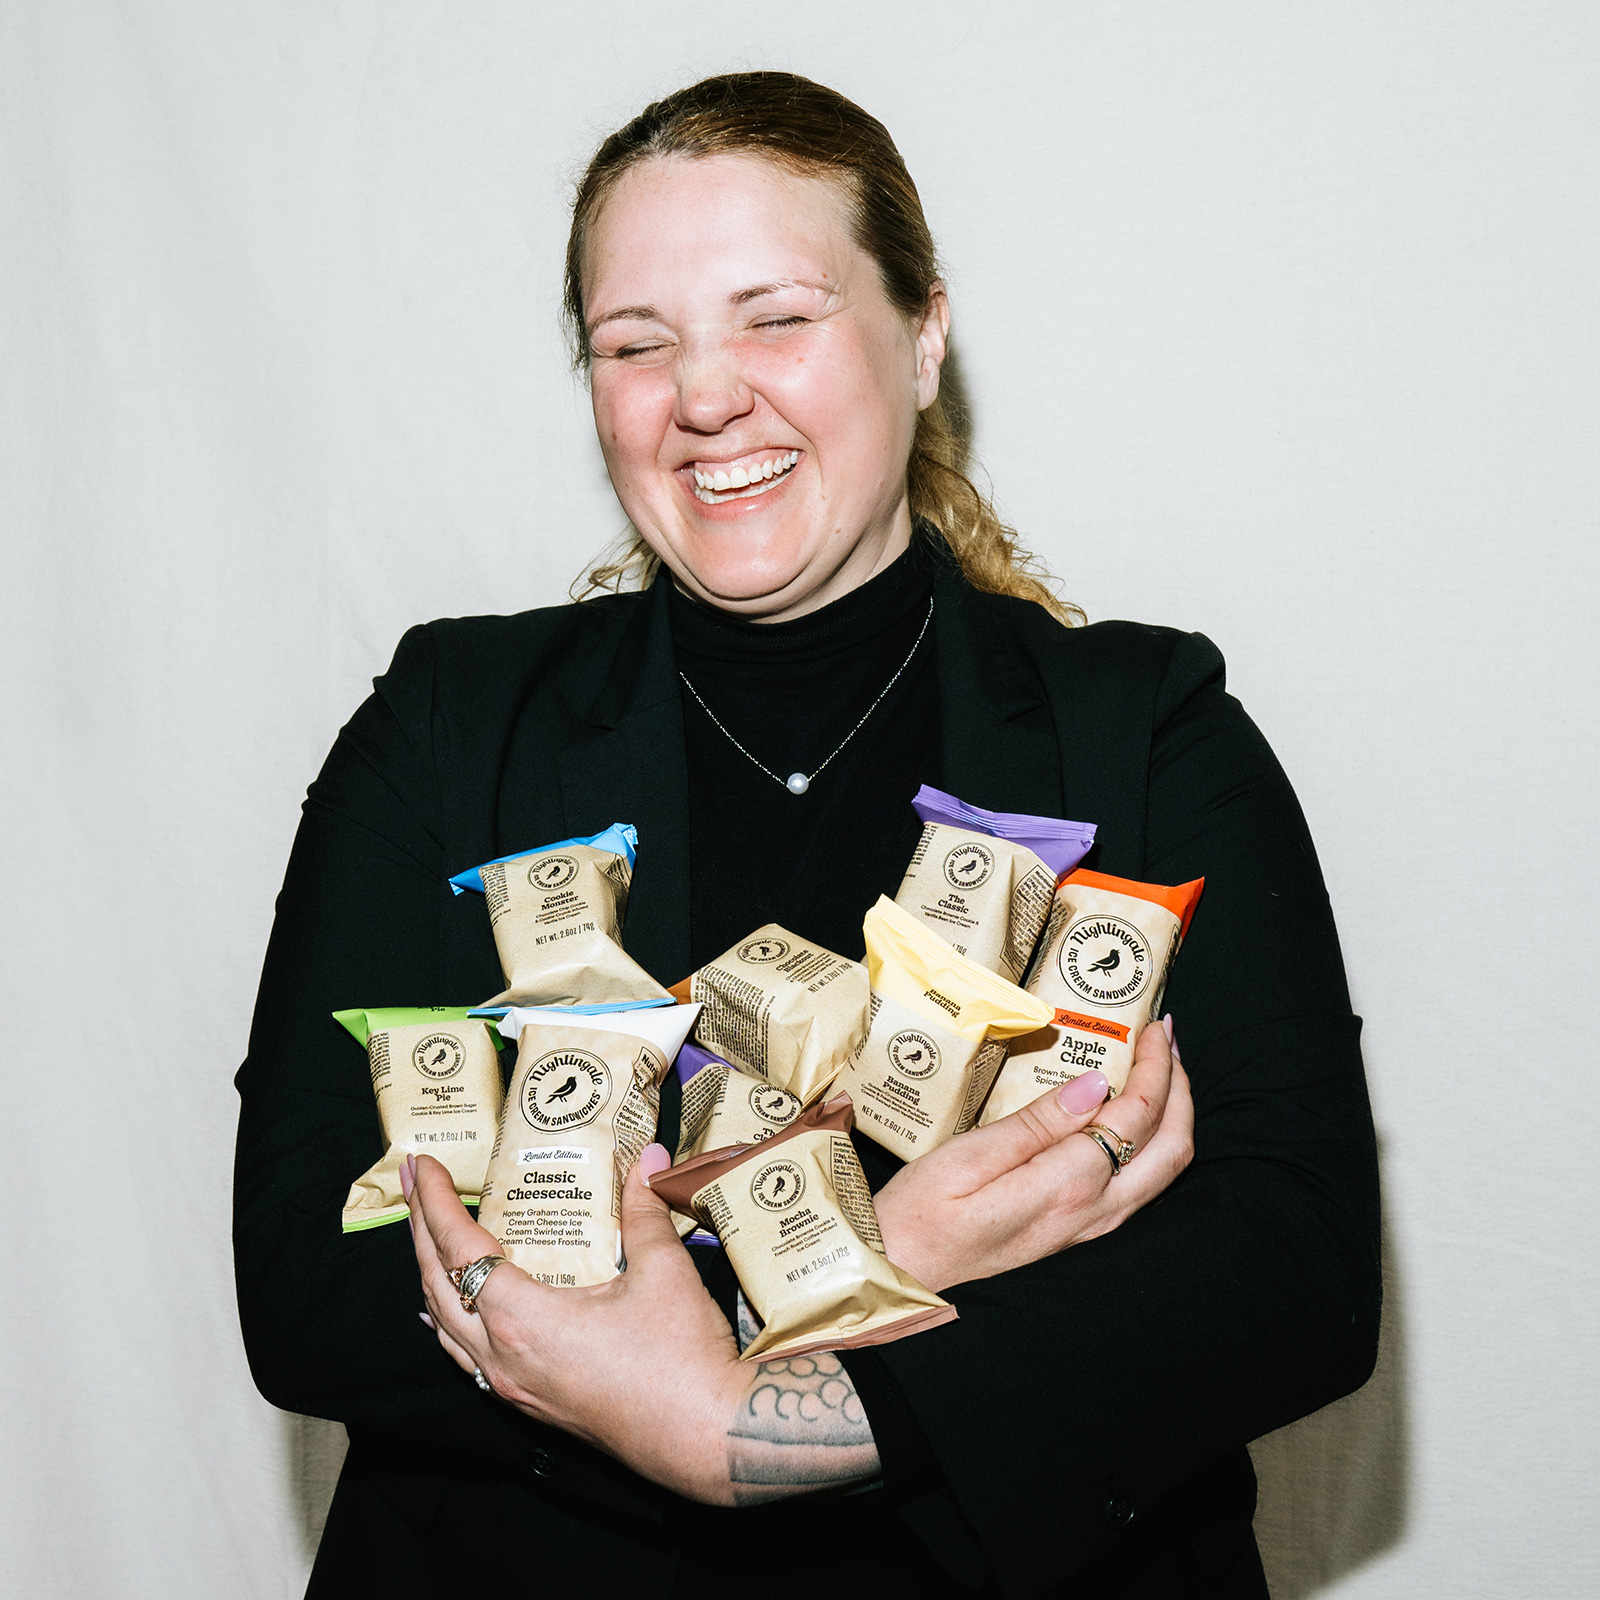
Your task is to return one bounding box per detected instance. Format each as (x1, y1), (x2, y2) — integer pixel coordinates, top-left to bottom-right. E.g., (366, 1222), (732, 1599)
(564, 71), (1081, 626)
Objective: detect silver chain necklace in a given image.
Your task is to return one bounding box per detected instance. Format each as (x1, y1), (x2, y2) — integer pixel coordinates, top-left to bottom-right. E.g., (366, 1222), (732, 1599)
(678, 597), (934, 796)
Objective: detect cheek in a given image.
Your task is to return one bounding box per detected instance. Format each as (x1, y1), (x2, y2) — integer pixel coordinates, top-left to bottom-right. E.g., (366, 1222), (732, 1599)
(591, 371), (673, 465)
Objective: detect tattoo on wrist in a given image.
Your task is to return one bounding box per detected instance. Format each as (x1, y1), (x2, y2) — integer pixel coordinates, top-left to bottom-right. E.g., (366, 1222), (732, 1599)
(726, 1353), (880, 1506)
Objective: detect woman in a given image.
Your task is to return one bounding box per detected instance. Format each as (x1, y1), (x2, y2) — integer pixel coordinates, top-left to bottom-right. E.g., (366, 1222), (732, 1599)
(234, 72), (1380, 1598)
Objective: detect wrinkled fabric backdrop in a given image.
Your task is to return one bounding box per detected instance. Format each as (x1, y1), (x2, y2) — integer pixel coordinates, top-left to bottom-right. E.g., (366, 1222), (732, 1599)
(2, 3), (1595, 1596)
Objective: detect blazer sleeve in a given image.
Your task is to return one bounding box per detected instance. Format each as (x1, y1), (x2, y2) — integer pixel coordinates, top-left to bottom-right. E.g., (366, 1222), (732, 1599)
(870, 631), (1383, 1597)
(231, 625), (662, 1519)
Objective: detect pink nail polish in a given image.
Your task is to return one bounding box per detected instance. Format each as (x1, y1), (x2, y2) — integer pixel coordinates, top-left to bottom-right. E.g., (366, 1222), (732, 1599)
(638, 1142), (672, 1181)
(418, 1312), (435, 1330)
(398, 1161), (413, 1201)
(1058, 1070), (1108, 1114)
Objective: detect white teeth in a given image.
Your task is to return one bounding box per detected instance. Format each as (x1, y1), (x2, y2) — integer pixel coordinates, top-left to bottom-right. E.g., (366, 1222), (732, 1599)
(689, 452), (801, 503)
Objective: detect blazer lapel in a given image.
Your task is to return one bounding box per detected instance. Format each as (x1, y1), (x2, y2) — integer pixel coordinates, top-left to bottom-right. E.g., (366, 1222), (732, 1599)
(555, 573), (693, 987)
(932, 567), (1067, 821)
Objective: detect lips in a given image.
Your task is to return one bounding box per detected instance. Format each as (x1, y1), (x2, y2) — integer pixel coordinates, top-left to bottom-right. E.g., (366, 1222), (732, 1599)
(685, 449), (801, 504)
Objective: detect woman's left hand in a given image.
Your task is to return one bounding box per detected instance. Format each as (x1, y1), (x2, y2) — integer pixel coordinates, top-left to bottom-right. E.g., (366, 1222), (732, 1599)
(402, 1149), (880, 1504)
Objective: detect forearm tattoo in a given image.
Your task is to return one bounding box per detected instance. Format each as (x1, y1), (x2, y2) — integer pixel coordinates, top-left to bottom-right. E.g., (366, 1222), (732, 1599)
(726, 1353), (880, 1505)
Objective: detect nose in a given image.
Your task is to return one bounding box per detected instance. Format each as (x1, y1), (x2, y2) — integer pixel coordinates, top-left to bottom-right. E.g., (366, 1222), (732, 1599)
(672, 339), (755, 435)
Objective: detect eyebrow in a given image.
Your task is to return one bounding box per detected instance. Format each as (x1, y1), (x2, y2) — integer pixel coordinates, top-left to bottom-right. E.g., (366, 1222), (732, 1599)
(587, 279), (832, 333)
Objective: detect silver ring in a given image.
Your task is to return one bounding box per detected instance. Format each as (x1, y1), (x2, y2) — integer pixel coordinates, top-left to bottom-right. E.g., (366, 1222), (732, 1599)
(452, 1253), (510, 1314)
(473, 1365), (492, 1393)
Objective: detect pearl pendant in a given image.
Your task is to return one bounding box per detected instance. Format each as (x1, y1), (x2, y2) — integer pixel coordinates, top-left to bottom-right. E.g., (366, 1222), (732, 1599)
(785, 772), (810, 795)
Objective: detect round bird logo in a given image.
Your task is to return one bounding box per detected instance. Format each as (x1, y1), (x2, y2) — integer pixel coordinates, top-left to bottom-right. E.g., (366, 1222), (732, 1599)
(944, 842), (995, 890)
(751, 1159), (806, 1211)
(888, 1029), (941, 1079)
(522, 1049), (610, 1131)
(529, 855), (579, 891)
(738, 936), (790, 964)
(1059, 914), (1151, 1007)
(413, 1033), (465, 1079)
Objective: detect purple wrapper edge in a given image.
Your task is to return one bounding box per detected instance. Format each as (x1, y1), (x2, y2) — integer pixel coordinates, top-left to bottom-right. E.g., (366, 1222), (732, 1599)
(673, 1041), (730, 1084)
(910, 784), (1097, 877)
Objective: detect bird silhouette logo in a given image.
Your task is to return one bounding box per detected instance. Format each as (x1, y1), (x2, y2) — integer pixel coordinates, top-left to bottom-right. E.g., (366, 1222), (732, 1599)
(750, 1085), (797, 1126)
(752, 1159), (806, 1211)
(522, 1049), (611, 1130)
(1059, 914), (1151, 1005)
(889, 1030), (941, 1078)
(738, 935), (791, 964)
(943, 842), (995, 889)
(528, 855), (579, 891)
(412, 1033), (465, 1079)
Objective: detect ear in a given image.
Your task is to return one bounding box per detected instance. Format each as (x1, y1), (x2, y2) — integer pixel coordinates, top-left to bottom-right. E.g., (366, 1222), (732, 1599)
(914, 281), (951, 411)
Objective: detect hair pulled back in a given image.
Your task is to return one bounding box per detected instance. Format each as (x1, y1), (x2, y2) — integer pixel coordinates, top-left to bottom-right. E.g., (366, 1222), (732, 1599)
(566, 71), (1079, 625)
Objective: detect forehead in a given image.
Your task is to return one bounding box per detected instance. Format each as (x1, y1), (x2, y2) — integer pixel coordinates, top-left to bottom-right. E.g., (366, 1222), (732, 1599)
(582, 152), (864, 311)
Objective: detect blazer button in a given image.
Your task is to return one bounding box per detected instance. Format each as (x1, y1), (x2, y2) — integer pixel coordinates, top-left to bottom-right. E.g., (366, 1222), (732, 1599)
(525, 1447), (558, 1480)
(1104, 1490), (1136, 1528)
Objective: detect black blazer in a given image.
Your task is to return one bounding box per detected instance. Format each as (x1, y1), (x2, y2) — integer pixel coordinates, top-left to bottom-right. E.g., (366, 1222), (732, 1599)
(234, 560), (1381, 1598)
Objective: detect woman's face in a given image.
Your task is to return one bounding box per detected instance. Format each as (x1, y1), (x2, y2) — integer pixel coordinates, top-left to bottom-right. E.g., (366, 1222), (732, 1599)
(582, 153), (948, 621)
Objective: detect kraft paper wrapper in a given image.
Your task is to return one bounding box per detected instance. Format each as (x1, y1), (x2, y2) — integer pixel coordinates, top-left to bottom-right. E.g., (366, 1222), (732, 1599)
(338, 1011), (503, 1232)
(893, 821), (1060, 982)
(673, 926), (869, 1105)
(478, 1020), (679, 1285)
(478, 841), (669, 1008)
(983, 868), (1203, 1121)
(831, 897), (1052, 1161)
(650, 1096), (956, 1360)
(672, 1046), (803, 1241)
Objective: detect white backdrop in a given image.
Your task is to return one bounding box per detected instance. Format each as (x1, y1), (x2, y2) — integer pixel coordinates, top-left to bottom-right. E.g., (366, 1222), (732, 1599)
(3, 4), (1595, 1596)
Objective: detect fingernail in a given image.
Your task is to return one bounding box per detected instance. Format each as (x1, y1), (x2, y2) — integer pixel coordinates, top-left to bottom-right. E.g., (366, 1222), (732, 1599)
(398, 1161), (413, 1201)
(418, 1312), (435, 1330)
(1161, 1014), (1174, 1046)
(638, 1142), (671, 1182)
(1058, 1070), (1108, 1114)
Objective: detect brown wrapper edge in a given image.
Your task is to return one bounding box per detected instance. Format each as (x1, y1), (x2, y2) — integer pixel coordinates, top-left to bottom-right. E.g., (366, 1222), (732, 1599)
(648, 1093), (853, 1215)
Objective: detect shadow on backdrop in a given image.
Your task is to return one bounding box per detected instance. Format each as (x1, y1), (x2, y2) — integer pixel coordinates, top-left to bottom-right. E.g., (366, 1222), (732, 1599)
(285, 1411), (348, 1562)
(1252, 1208), (1410, 1597)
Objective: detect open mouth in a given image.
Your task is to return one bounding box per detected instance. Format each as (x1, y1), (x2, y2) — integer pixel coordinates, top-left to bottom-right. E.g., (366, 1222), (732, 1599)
(688, 450), (801, 505)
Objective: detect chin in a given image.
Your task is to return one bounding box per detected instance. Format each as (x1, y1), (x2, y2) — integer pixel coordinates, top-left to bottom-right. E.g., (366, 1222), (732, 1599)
(670, 526), (821, 609)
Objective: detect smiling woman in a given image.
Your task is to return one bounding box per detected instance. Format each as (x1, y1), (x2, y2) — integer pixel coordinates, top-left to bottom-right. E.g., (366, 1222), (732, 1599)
(233, 71), (1380, 1600)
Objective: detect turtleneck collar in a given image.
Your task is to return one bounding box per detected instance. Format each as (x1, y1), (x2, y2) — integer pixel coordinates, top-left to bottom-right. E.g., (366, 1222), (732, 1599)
(668, 532), (938, 666)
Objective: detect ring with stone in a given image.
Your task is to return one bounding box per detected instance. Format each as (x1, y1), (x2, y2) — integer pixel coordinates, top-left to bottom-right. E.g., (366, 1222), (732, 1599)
(1083, 1123), (1136, 1174)
(452, 1254), (510, 1314)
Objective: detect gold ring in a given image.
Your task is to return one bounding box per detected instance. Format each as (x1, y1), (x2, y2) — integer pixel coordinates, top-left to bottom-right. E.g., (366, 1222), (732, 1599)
(1084, 1123), (1136, 1174)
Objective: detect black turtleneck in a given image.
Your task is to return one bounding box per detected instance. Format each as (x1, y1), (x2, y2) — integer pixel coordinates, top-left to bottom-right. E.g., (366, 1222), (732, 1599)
(667, 532), (946, 1511)
(671, 536), (942, 972)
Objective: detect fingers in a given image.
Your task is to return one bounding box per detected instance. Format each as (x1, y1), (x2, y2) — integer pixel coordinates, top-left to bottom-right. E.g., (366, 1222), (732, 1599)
(1076, 1050), (1195, 1241)
(623, 1144), (691, 1271)
(412, 1153), (504, 1272)
(923, 1067), (1113, 1193)
(405, 1154), (507, 1362)
(1084, 1019), (1175, 1156)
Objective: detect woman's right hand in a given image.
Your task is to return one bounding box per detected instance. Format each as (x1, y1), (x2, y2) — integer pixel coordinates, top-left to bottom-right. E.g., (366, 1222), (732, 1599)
(873, 1018), (1194, 1293)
